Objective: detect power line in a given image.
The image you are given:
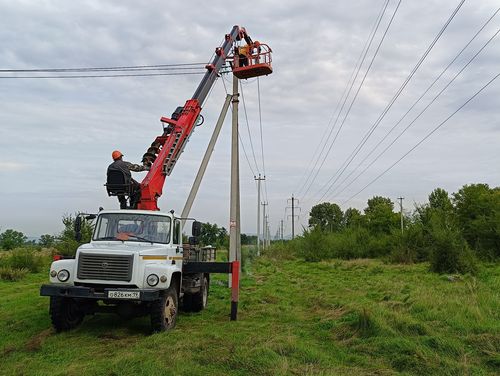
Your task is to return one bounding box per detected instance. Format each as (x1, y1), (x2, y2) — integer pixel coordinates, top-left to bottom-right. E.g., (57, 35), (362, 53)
(294, 0), (390, 197)
(0, 71), (206, 79)
(301, 0), (401, 202)
(313, 0), (467, 204)
(335, 26), (500, 200)
(0, 62), (206, 73)
(239, 81), (261, 174)
(257, 77), (269, 204)
(329, 12), (500, 200)
(343, 70), (500, 205)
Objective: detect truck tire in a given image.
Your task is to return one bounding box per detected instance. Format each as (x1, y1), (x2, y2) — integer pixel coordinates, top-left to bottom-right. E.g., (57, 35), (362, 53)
(151, 287), (178, 332)
(49, 296), (84, 332)
(184, 274), (209, 312)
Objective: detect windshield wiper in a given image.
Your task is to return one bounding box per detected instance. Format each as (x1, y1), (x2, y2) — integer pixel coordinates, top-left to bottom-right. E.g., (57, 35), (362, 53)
(126, 235), (154, 244)
(97, 236), (120, 241)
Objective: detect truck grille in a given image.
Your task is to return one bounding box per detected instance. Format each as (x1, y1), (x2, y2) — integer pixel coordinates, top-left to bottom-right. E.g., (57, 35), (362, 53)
(77, 253), (133, 282)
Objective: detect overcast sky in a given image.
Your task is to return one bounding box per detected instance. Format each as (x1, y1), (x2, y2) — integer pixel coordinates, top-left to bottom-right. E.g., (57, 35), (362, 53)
(0, 0), (498, 237)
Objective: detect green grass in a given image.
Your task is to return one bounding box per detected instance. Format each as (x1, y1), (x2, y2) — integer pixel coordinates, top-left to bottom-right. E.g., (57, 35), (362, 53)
(0, 257), (498, 375)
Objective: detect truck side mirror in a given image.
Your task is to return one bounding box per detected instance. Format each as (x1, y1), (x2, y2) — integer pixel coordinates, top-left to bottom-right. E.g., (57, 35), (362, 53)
(192, 221), (202, 237)
(74, 216), (82, 242)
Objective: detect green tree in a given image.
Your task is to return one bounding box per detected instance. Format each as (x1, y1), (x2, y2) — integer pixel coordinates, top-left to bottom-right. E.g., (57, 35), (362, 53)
(0, 229), (27, 250)
(199, 222), (228, 248)
(54, 214), (94, 256)
(308, 202), (343, 232)
(428, 188), (453, 213)
(452, 184), (499, 258)
(39, 234), (55, 248)
(364, 196), (398, 234)
(343, 208), (364, 228)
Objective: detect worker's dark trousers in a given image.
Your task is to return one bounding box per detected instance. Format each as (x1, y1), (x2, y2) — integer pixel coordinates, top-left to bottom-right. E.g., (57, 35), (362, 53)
(129, 179), (141, 209)
(117, 179), (141, 209)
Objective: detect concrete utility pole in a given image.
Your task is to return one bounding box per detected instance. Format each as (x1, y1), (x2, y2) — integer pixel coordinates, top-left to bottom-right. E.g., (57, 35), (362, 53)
(261, 201), (268, 250)
(181, 95), (232, 227)
(254, 174), (265, 256)
(280, 219), (284, 241)
(229, 75), (241, 278)
(398, 197), (404, 235)
(287, 195), (300, 239)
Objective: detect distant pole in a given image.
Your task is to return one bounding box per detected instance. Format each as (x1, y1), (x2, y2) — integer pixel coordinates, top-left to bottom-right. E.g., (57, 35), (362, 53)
(398, 197), (404, 235)
(255, 174), (265, 256)
(280, 219), (284, 241)
(229, 75), (241, 286)
(262, 202), (268, 250)
(286, 195), (300, 240)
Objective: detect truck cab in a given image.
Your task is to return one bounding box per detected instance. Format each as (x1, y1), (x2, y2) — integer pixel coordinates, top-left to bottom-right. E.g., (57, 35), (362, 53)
(40, 210), (211, 332)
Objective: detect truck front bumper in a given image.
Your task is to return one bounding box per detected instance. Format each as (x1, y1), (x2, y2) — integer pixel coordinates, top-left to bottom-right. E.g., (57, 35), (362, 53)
(40, 284), (161, 302)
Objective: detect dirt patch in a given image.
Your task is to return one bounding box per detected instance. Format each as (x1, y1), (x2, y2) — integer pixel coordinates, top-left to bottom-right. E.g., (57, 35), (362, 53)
(25, 328), (53, 352)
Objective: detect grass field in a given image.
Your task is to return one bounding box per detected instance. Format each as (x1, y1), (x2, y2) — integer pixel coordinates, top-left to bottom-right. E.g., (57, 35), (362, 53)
(0, 256), (499, 375)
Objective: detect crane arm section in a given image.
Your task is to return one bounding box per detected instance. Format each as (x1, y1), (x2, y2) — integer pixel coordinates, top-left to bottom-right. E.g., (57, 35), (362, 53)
(137, 26), (248, 211)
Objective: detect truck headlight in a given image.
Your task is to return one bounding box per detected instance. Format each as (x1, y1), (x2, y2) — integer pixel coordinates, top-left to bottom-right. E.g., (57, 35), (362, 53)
(146, 274), (159, 287)
(57, 269), (70, 282)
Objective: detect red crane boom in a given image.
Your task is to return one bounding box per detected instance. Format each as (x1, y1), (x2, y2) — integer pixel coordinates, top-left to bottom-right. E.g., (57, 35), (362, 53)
(136, 25), (272, 211)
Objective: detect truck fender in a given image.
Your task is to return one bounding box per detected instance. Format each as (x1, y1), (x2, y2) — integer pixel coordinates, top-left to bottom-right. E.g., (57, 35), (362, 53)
(143, 264), (181, 290)
(49, 259), (76, 285)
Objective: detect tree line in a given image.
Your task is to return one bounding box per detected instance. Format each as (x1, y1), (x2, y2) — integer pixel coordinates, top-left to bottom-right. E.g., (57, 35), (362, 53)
(274, 183), (499, 274)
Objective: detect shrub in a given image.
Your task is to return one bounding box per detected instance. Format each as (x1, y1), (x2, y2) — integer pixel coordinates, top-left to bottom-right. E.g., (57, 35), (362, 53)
(428, 217), (478, 275)
(0, 266), (29, 281)
(4, 248), (46, 273)
(296, 227), (331, 261)
(262, 242), (297, 261)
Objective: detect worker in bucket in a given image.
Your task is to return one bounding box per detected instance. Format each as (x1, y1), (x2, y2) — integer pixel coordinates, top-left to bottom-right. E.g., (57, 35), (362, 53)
(107, 150), (148, 209)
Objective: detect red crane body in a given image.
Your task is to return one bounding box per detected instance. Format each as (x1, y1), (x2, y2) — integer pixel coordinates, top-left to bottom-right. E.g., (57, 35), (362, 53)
(135, 26), (272, 211)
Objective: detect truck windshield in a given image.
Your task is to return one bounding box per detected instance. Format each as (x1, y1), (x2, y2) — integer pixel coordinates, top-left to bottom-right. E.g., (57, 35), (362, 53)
(93, 213), (171, 244)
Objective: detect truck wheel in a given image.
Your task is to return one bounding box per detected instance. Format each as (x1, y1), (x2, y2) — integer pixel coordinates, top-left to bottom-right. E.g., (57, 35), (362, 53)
(185, 274), (209, 312)
(151, 287), (178, 332)
(49, 296), (84, 332)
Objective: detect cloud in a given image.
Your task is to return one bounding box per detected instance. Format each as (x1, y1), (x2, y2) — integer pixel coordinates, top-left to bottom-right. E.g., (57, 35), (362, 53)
(0, 0), (499, 236)
(0, 161), (29, 171)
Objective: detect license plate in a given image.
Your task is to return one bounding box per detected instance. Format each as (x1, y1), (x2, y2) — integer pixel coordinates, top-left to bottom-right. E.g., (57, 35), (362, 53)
(107, 290), (140, 299)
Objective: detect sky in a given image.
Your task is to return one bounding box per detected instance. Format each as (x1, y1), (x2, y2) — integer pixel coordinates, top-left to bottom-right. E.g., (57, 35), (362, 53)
(0, 0), (498, 238)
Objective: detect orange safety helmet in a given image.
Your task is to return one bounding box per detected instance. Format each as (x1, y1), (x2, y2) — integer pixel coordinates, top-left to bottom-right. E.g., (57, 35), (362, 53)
(112, 150), (123, 160)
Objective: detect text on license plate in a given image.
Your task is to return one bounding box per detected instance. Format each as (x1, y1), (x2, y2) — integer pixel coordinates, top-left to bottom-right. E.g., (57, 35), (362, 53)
(107, 290), (140, 299)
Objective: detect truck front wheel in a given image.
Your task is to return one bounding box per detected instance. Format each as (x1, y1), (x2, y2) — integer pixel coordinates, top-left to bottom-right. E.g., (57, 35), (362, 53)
(151, 287), (178, 332)
(49, 296), (84, 332)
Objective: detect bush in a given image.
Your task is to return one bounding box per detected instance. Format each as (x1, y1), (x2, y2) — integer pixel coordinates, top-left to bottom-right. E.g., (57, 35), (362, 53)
(0, 266), (29, 281)
(296, 227), (331, 261)
(1, 248), (46, 273)
(262, 241), (297, 261)
(428, 219), (477, 275)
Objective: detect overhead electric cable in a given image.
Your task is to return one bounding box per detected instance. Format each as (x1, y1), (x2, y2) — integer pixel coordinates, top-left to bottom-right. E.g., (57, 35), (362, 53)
(301, 0), (401, 202)
(313, 0), (467, 204)
(0, 62), (207, 73)
(239, 81), (261, 174)
(334, 26), (500, 200)
(343, 70), (499, 204)
(293, 0), (390, 197)
(326, 8), (500, 200)
(0, 72), (206, 79)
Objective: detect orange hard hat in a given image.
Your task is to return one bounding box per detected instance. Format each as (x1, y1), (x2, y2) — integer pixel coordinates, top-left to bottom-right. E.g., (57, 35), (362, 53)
(112, 150), (123, 160)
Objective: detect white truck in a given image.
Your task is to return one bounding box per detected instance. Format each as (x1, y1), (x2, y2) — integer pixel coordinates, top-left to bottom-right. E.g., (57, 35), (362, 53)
(40, 210), (215, 332)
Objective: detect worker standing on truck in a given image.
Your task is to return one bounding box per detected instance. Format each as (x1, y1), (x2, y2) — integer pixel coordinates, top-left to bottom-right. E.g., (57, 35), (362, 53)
(107, 150), (148, 209)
